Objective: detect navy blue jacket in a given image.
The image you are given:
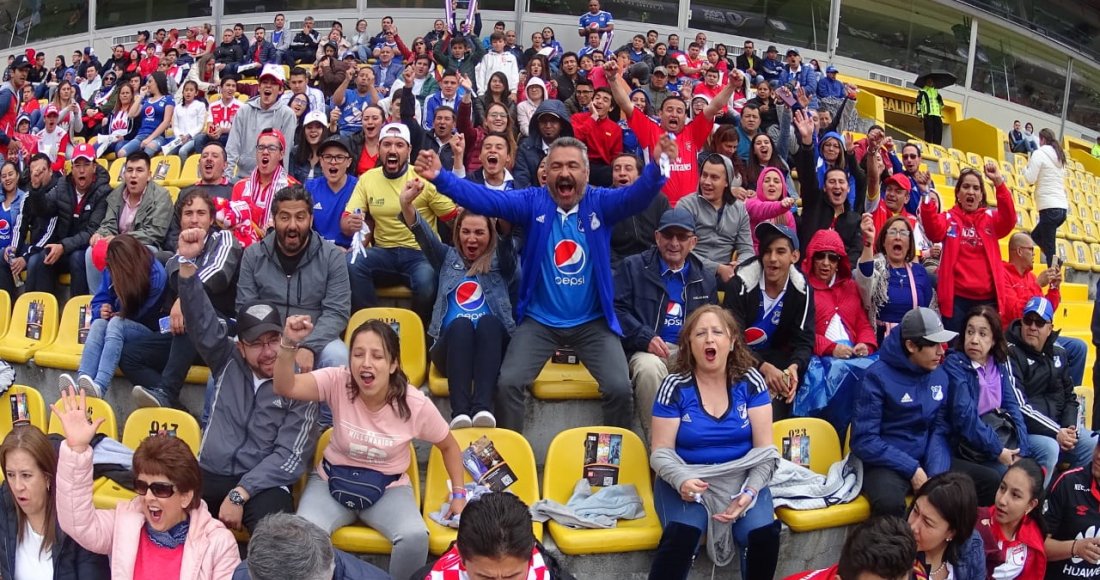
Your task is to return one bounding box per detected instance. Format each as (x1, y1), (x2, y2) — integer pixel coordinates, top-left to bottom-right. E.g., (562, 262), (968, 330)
(943, 350), (1031, 460)
(429, 159), (667, 335)
(513, 99), (574, 189)
(613, 248), (718, 355)
(851, 329), (952, 478)
(0, 485), (110, 579)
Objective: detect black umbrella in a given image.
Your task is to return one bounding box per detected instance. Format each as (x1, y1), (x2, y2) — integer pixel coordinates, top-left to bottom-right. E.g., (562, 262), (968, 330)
(914, 70), (957, 89)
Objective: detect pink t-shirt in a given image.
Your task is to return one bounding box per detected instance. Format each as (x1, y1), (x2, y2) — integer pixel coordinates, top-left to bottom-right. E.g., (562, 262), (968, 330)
(132, 529), (184, 580)
(312, 367), (449, 485)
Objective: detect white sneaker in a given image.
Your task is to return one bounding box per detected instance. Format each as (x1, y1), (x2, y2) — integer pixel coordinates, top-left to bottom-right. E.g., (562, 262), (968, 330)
(449, 414), (473, 429)
(472, 410), (497, 428)
(57, 373), (77, 396)
(76, 375), (102, 398)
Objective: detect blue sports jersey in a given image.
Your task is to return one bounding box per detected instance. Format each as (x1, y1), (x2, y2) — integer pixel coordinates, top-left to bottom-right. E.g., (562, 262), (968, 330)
(525, 209), (600, 328)
(338, 89), (375, 134)
(653, 371), (771, 464)
(578, 11), (613, 34)
(305, 175), (357, 248)
(658, 260), (687, 344)
(442, 276), (493, 329)
(0, 198), (17, 250)
(137, 95), (174, 137)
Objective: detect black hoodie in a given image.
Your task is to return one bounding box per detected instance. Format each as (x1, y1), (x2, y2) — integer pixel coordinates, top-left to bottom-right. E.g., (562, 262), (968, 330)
(1006, 319), (1077, 438)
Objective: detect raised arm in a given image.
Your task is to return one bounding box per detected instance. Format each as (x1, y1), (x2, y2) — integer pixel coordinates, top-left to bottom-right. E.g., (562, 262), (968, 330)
(272, 315), (323, 402)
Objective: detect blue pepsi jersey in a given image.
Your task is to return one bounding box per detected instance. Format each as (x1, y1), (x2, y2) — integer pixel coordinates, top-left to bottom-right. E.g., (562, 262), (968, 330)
(658, 262), (687, 344)
(305, 175), (357, 248)
(578, 11), (613, 33)
(442, 277), (493, 329)
(0, 195), (19, 250)
(653, 370), (771, 464)
(525, 209), (600, 328)
(137, 95), (174, 136)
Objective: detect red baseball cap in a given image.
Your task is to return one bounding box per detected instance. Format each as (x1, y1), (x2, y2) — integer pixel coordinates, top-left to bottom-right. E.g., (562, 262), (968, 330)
(257, 128), (286, 151)
(883, 173), (913, 192)
(44, 104), (59, 117)
(72, 143), (96, 162)
(91, 238), (109, 272)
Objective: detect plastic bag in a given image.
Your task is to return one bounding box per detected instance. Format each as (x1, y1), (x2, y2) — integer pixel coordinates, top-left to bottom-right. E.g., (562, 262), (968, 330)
(793, 354), (878, 436)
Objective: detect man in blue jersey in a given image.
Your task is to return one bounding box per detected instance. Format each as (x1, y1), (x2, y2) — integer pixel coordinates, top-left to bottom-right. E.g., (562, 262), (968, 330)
(577, 0), (614, 41)
(413, 135), (676, 432)
(304, 136), (356, 248)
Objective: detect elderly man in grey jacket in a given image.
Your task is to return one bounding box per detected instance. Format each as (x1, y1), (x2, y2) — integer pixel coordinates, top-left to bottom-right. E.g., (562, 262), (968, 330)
(674, 153), (754, 283)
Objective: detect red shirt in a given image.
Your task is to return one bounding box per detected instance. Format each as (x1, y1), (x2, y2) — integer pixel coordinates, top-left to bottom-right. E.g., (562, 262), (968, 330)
(627, 109), (712, 206)
(1001, 260), (1061, 328)
(953, 212), (997, 301)
(782, 565), (838, 580)
(132, 530), (184, 580)
(571, 112), (622, 165)
(207, 99), (241, 132)
(356, 146), (378, 176)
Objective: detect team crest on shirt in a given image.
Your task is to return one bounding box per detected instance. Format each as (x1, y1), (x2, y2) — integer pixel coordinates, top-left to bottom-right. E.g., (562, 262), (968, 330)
(589, 212), (601, 231)
(930, 385), (943, 401)
(1054, 355), (1063, 368)
(737, 403), (747, 420)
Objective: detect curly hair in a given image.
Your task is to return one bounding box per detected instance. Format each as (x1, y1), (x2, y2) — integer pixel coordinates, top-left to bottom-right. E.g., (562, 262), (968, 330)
(673, 305), (758, 384)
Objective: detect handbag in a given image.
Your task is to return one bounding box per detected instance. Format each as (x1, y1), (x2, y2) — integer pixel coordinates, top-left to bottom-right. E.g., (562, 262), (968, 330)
(957, 409), (1019, 463)
(322, 458), (400, 511)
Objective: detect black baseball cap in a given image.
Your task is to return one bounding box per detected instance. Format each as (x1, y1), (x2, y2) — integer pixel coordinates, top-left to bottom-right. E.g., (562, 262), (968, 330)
(237, 301), (283, 342)
(10, 55), (30, 69)
(319, 135), (352, 157)
(755, 222), (799, 251)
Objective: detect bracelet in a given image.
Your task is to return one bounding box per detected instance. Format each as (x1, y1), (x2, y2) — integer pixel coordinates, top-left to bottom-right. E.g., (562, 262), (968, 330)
(279, 338), (300, 351)
(451, 490), (467, 500)
(1073, 539), (1078, 558)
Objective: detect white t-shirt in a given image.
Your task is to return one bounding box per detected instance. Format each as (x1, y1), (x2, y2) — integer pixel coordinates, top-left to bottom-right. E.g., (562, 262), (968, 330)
(14, 521), (54, 579)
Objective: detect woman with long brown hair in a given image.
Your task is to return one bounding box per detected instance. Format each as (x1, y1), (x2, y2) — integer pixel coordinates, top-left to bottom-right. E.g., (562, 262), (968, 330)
(0, 426), (109, 578)
(60, 233), (167, 398)
(648, 305), (780, 579)
(273, 314), (468, 580)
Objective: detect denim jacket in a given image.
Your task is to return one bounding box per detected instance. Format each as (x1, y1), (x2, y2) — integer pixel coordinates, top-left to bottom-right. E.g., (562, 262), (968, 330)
(406, 211), (518, 339)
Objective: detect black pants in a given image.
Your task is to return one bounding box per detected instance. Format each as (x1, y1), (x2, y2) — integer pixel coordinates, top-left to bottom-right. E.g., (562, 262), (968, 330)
(430, 315), (508, 418)
(1032, 208), (1067, 267)
(923, 115), (943, 145)
(286, 48), (316, 65)
(24, 248), (89, 295)
(950, 456), (1000, 507)
(863, 467), (913, 517)
(942, 296), (996, 335)
(201, 469), (294, 534)
(119, 331), (201, 406)
(0, 258), (15, 296)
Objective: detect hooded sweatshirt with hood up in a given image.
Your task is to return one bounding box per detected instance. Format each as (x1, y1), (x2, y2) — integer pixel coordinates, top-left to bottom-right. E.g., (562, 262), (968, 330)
(514, 99), (574, 189)
(801, 229), (877, 357)
(745, 166), (796, 252)
(517, 77), (548, 138)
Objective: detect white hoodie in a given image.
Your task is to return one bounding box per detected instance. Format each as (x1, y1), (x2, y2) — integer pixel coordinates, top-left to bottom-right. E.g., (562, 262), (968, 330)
(475, 49), (519, 96)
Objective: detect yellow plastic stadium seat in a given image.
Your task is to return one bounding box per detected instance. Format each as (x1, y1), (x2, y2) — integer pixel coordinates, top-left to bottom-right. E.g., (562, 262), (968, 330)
(376, 286), (413, 299)
(1012, 190), (1032, 211)
(1076, 386), (1093, 429)
(0, 386), (48, 439)
(48, 396), (117, 439)
(0, 292), (59, 363)
(1066, 218), (1085, 242)
(150, 155), (181, 185)
(1078, 204), (1091, 222)
(1014, 153), (1028, 170)
(345, 308), (426, 387)
(1015, 209), (1034, 232)
(1086, 221), (1100, 244)
(424, 428), (541, 554)
(427, 363), (448, 396)
(542, 427), (661, 554)
(0, 289), (10, 337)
(107, 157), (126, 186)
(1054, 302), (1093, 332)
(532, 360), (600, 399)
(34, 295), (93, 371)
(172, 154), (201, 186)
(929, 144), (949, 162)
(966, 152), (983, 167)
(95, 158), (109, 171)
(1090, 244), (1100, 273)
(320, 430), (422, 554)
(771, 418), (871, 532)
(94, 409), (203, 509)
(1071, 241), (1091, 272)
(185, 366), (210, 385)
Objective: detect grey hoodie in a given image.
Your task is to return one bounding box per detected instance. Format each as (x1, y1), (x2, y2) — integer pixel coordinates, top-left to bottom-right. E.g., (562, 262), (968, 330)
(224, 96), (297, 179)
(236, 230), (351, 356)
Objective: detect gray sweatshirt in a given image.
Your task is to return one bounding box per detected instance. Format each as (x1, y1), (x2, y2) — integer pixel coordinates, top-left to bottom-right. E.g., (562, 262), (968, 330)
(675, 194), (755, 271)
(224, 97), (297, 179)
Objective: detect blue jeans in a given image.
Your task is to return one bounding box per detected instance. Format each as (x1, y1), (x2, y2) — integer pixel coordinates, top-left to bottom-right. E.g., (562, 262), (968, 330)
(653, 477), (775, 571)
(78, 317), (154, 393)
(1057, 336), (1087, 387)
(117, 134), (168, 157)
(1029, 430), (1097, 486)
(347, 246), (437, 320)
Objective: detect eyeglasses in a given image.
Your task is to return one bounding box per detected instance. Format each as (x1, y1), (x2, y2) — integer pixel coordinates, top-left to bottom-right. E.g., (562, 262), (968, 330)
(902, 153), (920, 160)
(256, 144), (283, 153)
(241, 335), (280, 351)
(134, 479), (177, 498)
(885, 228), (911, 238)
(321, 154), (350, 162)
(813, 251), (840, 263)
(1022, 316), (1049, 328)
(487, 112), (509, 119)
(659, 230), (693, 241)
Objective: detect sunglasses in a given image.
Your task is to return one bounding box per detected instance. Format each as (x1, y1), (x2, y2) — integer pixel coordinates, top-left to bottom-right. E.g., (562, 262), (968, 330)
(1022, 316), (1049, 328)
(134, 479), (177, 498)
(902, 153), (919, 160)
(813, 251), (840, 263)
(659, 230), (693, 241)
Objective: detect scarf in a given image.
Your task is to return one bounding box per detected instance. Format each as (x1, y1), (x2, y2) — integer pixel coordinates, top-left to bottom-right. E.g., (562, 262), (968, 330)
(240, 164), (291, 228)
(429, 545), (550, 580)
(145, 518), (190, 549)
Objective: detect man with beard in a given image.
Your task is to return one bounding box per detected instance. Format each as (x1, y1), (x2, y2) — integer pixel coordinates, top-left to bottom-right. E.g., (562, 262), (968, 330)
(412, 134), (676, 432)
(554, 52), (581, 102)
(237, 184), (351, 384)
(162, 142), (233, 255)
(343, 123), (458, 319)
(894, 142), (937, 215)
(175, 219), (319, 533)
(423, 106), (464, 177)
(607, 60), (735, 206)
(227, 129), (298, 247)
(226, 64), (297, 179)
(123, 189), (242, 409)
(305, 136), (356, 248)
(610, 153), (669, 265)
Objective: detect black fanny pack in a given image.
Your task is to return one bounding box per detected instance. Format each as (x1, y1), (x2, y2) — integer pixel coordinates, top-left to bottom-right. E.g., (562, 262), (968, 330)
(322, 458), (400, 511)
(957, 409), (1019, 463)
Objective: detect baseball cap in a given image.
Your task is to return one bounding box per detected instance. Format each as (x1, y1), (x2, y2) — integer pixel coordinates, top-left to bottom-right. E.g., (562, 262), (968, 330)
(72, 143), (96, 162)
(303, 110), (328, 128)
(766, 45), (778, 53)
(883, 173), (912, 192)
(786, 49), (800, 57)
(258, 63), (285, 84)
(1023, 296), (1055, 323)
(236, 301), (283, 343)
(755, 222), (799, 251)
(657, 208), (696, 233)
(379, 122), (411, 145)
(319, 135), (352, 157)
(257, 127), (287, 150)
(652, 66), (669, 76)
(900, 307), (957, 343)
(826, 65), (838, 74)
(44, 104), (59, 117)
(10, 55), (30, 70)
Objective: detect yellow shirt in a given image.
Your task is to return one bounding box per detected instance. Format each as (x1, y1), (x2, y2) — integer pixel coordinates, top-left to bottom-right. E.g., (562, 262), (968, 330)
(345, 166), (457, 250)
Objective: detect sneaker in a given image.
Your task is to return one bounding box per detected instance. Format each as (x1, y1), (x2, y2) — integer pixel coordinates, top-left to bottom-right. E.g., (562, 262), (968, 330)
(57, 373), (77, 396)
(472, 410), (497, 428)
(76, 374), (102, 398)
(449, 414), (473, 430)
(131, 385), (166, 408)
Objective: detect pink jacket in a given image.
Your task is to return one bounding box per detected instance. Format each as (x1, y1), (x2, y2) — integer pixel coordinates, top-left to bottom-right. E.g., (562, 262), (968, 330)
(56, 442), (241, 580)
(746, 166), (796, 252)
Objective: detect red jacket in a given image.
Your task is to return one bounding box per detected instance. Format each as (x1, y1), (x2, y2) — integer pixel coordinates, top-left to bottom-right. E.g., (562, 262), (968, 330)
(571, 112), (622, 165)
(920, 182), (1016, 319)
(782, 565), (837, 580)
(802, 229), (877, 356)
(1001, 260), (1061, 328)
(975, 506), (1046, 579)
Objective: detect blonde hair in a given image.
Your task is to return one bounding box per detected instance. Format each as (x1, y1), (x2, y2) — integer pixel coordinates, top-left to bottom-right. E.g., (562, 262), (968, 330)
(451, 211), (498, 276)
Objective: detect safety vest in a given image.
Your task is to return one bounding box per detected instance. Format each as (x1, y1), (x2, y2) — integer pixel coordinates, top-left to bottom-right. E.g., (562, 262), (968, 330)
(917, 86), (942, 117)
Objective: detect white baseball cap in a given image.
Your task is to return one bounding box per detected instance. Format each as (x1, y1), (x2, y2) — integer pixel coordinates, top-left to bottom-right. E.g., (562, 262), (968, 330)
(259, 64), (285, 84)
(379, 122), (411, 145)
(303, 110), (328, 128)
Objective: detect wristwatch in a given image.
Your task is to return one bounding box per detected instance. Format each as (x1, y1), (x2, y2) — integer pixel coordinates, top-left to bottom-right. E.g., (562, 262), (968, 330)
(228, 489), (246, 506)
